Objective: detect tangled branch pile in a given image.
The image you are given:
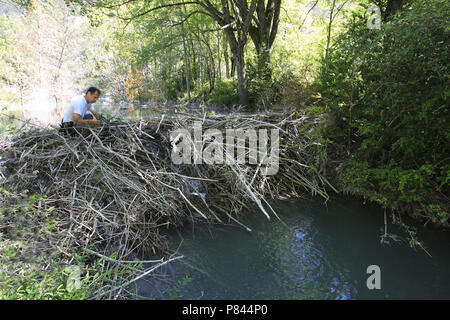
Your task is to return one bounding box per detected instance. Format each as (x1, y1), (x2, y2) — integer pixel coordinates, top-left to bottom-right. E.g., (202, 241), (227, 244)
(0, 111), (331, 298)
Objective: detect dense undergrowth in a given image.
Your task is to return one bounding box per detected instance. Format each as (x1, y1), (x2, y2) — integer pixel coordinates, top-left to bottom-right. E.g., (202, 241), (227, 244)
(313, 0), (449, 226)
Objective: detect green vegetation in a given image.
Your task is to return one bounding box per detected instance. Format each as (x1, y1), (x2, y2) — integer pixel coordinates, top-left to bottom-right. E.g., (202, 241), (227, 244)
(208, 80), (239, 106)
(0, 110), (22, 139)
(314, 0), (449, 226)
(0, 186), (143, 299)
(1, 0), (349, 112)
(169, 275), (194, 300)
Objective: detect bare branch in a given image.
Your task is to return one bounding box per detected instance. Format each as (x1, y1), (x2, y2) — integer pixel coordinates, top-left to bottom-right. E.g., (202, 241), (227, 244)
(119, 1), (200, 21)
(298, 0), (319, 32)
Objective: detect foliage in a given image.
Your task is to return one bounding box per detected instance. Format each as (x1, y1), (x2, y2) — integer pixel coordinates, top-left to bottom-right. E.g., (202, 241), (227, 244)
(246, 56), (276, 108)
(169, 275), (193, 300)
(208, 80), (239, 106)
(0, 259), (87, 300)
(0, 186), (141, 299)
(0, 111), (22, 139)
(315, 0), (450, 225)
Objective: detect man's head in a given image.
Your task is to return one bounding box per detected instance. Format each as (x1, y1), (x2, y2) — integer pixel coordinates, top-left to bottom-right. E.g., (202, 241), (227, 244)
(85, 87), (101, 104)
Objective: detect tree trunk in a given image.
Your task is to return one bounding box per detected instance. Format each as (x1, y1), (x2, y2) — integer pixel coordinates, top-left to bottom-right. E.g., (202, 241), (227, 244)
(248, 0), (281, 83)
(325, 0), (337, 62)
(217, 30), (221, 80)
(180, 10), (191, 100)
(203, 34), (216, 92)
(227, 32), (248, 105)
(223, 34), (230, 78)
(235, 49), (248, 105)
(199, 39), (204, 94)
(147, 63), (166, 103)
(231, 56), (236, 78)
(255, 42), (272, 82)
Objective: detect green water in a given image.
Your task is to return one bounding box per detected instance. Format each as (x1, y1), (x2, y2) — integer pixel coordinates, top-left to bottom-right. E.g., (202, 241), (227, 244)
(136, 197), (450, 300)
(89, 104), (450, 299)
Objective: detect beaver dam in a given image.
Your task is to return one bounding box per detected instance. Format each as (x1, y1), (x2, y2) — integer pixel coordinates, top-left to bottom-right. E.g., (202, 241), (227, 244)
(0, 111), (335, 299)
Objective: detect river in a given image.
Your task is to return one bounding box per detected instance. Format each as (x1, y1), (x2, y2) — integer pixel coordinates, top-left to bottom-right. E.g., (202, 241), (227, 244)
(135, 196), (450, 300)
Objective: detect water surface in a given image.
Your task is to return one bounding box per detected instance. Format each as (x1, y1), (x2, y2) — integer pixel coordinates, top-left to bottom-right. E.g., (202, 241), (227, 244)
(136, 192), (450, 300)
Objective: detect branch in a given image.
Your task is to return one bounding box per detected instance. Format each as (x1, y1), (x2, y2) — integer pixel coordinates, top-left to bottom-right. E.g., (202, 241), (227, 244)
(298, 0), (319, 32)
(243, 0), (257, 34)
(264, 0), (275, 36)
(119, 1), (200, 21)
(229, 0), (242, 26)
(97, 0), (139, 9)
(196, 0), (227, 25)
(268, 0), (281, 48)
(221, 0), (232, 23)
(332, 0), (350, 20)
(168, 10), (211, 27)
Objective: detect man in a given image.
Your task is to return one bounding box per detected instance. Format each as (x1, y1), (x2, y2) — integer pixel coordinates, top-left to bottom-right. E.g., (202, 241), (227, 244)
(60, 87), (102, 134)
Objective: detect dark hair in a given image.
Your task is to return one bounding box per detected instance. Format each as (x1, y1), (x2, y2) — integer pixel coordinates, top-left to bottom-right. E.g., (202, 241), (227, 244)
(86, 87), (101, 95)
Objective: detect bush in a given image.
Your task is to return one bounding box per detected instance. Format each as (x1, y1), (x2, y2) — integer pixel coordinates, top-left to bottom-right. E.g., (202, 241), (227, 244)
(208, 79), (239, 106)
(315, 0), (450, 224)
(246, 56), (279, 108)
(161, 75), (182, 101)
(247, 58), (314, 109)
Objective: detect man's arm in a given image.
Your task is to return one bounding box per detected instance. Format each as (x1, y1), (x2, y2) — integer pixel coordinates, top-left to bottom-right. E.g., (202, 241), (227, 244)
(73, 113), (100, 126)
(90, 110), (101, 119)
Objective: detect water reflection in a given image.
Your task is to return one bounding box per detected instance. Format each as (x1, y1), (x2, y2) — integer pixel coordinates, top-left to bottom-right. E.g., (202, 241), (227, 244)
(255, 211), (355, 300)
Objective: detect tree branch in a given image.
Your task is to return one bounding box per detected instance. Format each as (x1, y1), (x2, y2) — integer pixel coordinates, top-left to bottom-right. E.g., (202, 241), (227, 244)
(98, 0), (139, 9)
(168, 10), (211, 27)
(119, 1), (200, 21)
(298, 0), (319, 32)
(268, 0), (281, 50)
(243, 0), (257, 34)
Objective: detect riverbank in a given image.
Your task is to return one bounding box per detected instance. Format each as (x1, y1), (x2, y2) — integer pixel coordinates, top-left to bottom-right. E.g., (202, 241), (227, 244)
(0, 109), (331, 299)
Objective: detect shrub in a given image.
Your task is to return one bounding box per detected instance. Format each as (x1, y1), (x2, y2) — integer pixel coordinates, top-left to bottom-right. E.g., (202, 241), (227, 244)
(315, 0), (450, 224)
(208, 79), (239, 106)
